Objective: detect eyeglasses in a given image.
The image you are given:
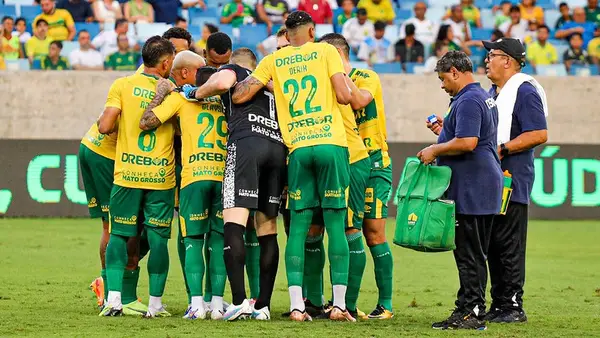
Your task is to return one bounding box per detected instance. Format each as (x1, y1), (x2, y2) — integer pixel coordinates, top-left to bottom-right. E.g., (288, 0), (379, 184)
(486, 52), (510, 61)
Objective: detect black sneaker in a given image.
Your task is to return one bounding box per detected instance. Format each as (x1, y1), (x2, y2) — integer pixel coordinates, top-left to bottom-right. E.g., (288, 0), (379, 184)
(313, 301), (333, 320)
(490, 308), (528, 323)
(432, 308), (466, 330)
(305, 300), (325, 318)
(483, 307), (503, 322)
(448, 313), (487, 330)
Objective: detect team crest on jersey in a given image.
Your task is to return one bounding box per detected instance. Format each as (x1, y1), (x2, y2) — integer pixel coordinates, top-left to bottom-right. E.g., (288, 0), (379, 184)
(88, 197), (97, 208)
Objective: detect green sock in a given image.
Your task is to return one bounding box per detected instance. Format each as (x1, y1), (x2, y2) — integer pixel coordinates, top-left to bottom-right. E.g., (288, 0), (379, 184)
(208, 232), (227, 297)
(203, 232), (212, 302)
(286, 209), (313, 287)
(304, 235), (325, 306)
(323, 209), (349, 286)
(184, 236), (205, 297)
(101, 268), (108, 300)
(147, 228), (170, 297)
(122, 267), (140, 304)
(346, 232), (366, 312)
(177, 230), (191, 304)
(106, 234), (127, 293)
(370, 242), (394, 311)
(245, 228), (260, 299)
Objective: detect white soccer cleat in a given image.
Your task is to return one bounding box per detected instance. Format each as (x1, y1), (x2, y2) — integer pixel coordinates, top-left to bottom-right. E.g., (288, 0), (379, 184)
(222, 300), (230, 311)
(210, 309), (224, 320)
(183, 307), (207, 320)
(223, 299), (253, 321)
(251, 305), (271, 320)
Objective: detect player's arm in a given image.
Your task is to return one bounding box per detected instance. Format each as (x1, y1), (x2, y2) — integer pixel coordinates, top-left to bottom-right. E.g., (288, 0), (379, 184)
(97, 107), (121, 134)
(233, 54), (272, 104)
(331, 73), (353, 105)
(139, 78), (175, 130)
(192, 69), (237, 99)
(348, 72), (378, 110)
(325, 44), (352, 105)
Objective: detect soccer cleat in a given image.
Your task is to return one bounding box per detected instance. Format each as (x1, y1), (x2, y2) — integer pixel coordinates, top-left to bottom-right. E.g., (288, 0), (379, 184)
(122, 300), (149, 316)
(89, 277), (105, 308)
(489, 308), (528, 323)
(144, 306), (171, 318)
(447, 313), (487, 330)
(99, 305), (123, 317)
(329, 306), (356, 322)
(289, 309), (312, 322)
(432, 308), (467, 330)
(483, 307), (503, 322)
(251, 306), (271, 320)
(183, 307), (207, 320)
(223, 299), (253, 321)
(183, 304), (192, 318)
(313, 300), (333, 320)
(210, 309), (224, 320)
(366, 304), (394, 320)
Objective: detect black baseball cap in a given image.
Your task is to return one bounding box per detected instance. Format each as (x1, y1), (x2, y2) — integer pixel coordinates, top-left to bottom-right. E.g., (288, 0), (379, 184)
(483, 38), (526, 67)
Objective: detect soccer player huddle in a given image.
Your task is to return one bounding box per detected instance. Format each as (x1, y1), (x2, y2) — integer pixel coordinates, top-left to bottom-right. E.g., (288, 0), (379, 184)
(81, 10), (393, 322)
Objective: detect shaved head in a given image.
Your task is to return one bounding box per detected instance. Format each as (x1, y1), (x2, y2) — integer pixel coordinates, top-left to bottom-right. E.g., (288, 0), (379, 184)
(171, 50), (206, 86)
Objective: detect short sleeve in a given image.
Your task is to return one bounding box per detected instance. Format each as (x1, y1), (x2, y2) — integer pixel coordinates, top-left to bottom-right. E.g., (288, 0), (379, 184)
(251, 53), (274, 85)
(63, 10), (75, 27)
(514, 84), (547, 132)
(454, 99), (482, 138)
(221, 3), (231, 16)
(356, 70), (380, 99)
(68, 50), (79, 66)
(105, 78), (124, 109)
(385, 0), (395, 21)
(325, 44), (345, 78)
(152, 93), (183, 123)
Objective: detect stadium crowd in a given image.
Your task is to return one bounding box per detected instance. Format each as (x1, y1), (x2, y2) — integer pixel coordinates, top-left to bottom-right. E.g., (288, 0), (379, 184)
(0, 0), (599, 75)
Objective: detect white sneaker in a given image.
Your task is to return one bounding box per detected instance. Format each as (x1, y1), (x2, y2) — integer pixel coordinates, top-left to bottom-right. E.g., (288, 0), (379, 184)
(182, 305), (191, 318)
(223, 299), (252, 321)
(223, 300), (230, 311)
(211, 309), (224, 320)
(183, 307), (207, 320)
(251, 305), (271, 320)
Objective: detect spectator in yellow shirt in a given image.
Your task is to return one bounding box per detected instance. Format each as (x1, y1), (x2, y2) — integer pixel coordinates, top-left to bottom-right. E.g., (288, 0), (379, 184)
(526, 24), (557, 68)
(33, 0), (76, 41)
(357, 0), (395, 25)
(587, 36), (600, 64)
(519, 0), (544, 25)
(444, 0), (482, 28)
(26, 19), (53, 63)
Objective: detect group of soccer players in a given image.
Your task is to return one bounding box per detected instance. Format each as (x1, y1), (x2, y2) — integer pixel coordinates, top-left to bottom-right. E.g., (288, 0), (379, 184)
(80, 10), (394, 322)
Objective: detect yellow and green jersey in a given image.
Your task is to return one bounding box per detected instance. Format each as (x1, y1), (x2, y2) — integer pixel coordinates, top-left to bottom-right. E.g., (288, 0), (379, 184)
(81, 122), (118, 160)
(349, 67), (390, 169)
(41, 56), (69, 70)
(340, 103), (368, 164)
(153, 92), (226, 188)
(252, 42), (348, 153)
(105, 51), (141, 71)
(33, 9), (74, 41)
(104, 72), (176, 190)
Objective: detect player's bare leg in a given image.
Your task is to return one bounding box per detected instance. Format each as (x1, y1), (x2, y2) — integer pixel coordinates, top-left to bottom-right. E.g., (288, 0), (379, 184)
(363, 218), (394, 319)
(251, 211), (279, 320)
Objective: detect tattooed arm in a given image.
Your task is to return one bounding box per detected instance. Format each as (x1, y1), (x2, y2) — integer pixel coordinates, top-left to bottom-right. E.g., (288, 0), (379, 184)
(231, 76), (265, 104)
(139, 78), (174, 130)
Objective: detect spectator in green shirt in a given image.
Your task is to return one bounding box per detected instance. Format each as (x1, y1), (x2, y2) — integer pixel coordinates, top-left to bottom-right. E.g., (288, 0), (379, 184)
(220, 0), (255, 28)
(585, 0), (600, 25)
(556, 2), (572, 29)
(105, 33), (140, 71)
(42, 40), (70, 70)
(336, 0), (356, 28)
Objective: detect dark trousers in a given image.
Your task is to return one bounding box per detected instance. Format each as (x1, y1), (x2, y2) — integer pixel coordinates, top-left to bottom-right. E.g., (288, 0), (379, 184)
(488, 202), (528, 310)
(454, 214), (494, 317)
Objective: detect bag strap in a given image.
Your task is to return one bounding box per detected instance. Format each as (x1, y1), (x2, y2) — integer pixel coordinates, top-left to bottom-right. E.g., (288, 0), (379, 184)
(399, 163), (425, 218)
(412, 164), (431, 232)
(440, 208), (452, 248)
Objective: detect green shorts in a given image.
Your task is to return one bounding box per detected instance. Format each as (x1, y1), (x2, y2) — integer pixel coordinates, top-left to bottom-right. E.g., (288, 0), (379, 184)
(287, 145), (350, 211)
(109, 185), (175, 238)
(364, 160), (393, 219)
(347, 157), (371, 230)
(179, 180), (223, 237)
(79, 144), (114, 219)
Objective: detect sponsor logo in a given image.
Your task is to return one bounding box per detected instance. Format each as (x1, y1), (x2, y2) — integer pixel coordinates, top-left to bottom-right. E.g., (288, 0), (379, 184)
(132, 87), (155, 100)
(147, 217), (172, 227)
(121, 153), (169, 167)
(189, 152), (225, 163)
(324, 189), (342, 198)
(249, 113), (279, 129)
(407, 213), (418, 225)
(87, 197), (97, 208)
(114, 215), (137, 225)
(485, 97), (496, 109)
(275, 52), (318, 67)
(268, 196), (281, 204)
(288, 189), (301, 200)
(238, 189), (258, 198)
(189, 209), (209, 221)
(216, 210), (223, 219)
(251, 125), (283, 142)
(365, 188), (374, 203)
(287, 115), (332, 132)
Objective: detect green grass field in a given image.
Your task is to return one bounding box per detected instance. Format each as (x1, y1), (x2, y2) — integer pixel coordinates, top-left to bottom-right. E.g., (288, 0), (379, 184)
(0, 219), (599, 337)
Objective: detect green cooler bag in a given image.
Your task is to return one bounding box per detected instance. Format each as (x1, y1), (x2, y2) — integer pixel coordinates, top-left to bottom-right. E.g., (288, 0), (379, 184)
(393, 161), (456, 252)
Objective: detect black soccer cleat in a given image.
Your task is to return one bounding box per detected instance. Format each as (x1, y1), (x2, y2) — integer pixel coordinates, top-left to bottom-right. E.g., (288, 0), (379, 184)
(447, 313), (487, 330)
(483, 307), (503, 322)
(490, 308), (528, 323)
(432, 308), (466, 330)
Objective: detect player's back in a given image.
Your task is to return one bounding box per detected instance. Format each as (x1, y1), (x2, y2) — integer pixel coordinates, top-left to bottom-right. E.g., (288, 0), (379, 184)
(339, 103), (368, 164)
(176, 93), (227, 188)
(257, 42), (347, 152)
(81, 122), (118, 160)
(110, 73), (176, 190)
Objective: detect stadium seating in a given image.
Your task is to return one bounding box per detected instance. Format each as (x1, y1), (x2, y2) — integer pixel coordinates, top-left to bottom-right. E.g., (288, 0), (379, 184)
(396, 9), (412, 21)
(20, 5), (41, 22)
(5, 58), (30, 71)
(31, 58), (41, 70)
(4, 0), (33, 5)
(545, 9), (561, 28)
(372, 63), (402, 74)
(75, 22), (100, 39)
(403, 62), (423, 74)
(471, 28), (493, 41)
(188, 7), (219, 26)
(522, 64), (535, 75)
(554, 44), (569, 63)
(136, 23), (171, 40)
(569, 64), (599, 76)
(384, 24), (399, 43)
(480, 8), (495, 29)
(60, 41), (79, 57)
(0, 4), (17, 17)
(237, 24), (268, 48)
(315, 24), (333, 39)
(536, 64), (567, 76)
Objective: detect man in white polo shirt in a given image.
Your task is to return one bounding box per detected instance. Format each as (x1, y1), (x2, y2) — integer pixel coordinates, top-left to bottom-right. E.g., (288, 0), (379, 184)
(69, 30), (104, 70)
(92, 18), (138, 59)
(398, 1), (437, 46)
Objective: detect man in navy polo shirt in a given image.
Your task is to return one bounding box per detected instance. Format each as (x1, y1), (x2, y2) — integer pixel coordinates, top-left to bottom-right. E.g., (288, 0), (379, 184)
(419, 51), (503, 330)
(483, 38), (548, 323)
(147, 0), (206, 24)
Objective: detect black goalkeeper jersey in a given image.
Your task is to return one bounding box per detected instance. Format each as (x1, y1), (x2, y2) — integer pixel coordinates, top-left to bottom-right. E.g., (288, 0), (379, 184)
(219, 63), (283, 145)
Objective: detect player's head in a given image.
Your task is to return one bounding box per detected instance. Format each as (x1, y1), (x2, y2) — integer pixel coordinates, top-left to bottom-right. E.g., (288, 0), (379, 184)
(276, 27), (290, 50)
(162, 27), (192, 54)
(196, 66), (218, 87)
(434, 50), (473, 96)
(231, 47), (257, 70)
(204, 32), (232, 68)
(285, 10), (315, 44)
(171, 50), (206, 86)
(142, 35), (176, 78)
(318, 33), (350, 60)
